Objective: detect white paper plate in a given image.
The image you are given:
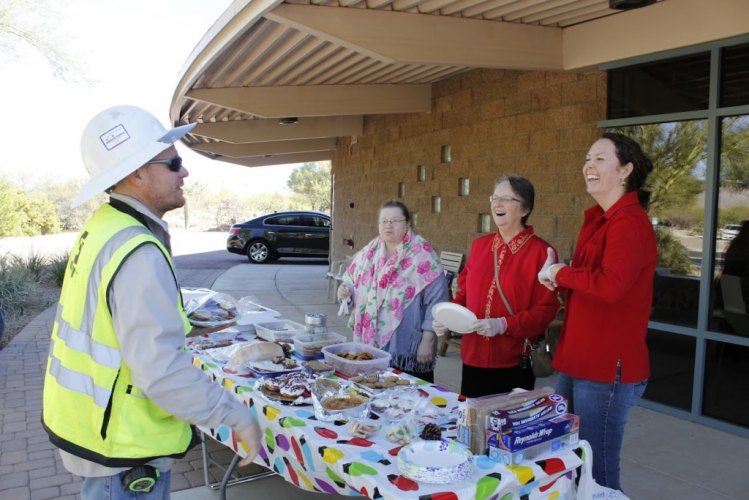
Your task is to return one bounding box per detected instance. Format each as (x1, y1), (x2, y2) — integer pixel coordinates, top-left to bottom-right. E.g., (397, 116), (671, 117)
(249, 360), (302, 374)
(397, 439), (474, 484)
(432, 303), (477, 334)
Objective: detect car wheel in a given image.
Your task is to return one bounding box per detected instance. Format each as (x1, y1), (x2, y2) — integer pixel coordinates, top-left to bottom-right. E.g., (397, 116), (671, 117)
(247, 240), (271, 264)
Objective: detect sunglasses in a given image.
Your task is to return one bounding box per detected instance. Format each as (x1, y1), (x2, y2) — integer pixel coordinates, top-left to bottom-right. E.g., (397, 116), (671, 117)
(148, 156), (183, 172)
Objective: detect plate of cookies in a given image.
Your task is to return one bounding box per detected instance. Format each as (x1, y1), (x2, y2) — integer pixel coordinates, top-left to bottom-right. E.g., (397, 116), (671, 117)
(351, 371), (415, 394)
(259, 372), (313, 405)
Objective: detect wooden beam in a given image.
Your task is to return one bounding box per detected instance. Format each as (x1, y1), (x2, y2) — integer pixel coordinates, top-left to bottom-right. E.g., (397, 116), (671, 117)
(218, 151), (333, 167)
(187, 84), (431, 118)
(192, 137), (337, 157)
(564, 0), (749, 70)
(191, 115), (363, 143)
(265, 4), (563, 71)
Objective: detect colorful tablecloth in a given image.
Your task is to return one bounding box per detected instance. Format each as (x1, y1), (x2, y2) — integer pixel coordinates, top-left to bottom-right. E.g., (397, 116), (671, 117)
(192, 347), (592, 499)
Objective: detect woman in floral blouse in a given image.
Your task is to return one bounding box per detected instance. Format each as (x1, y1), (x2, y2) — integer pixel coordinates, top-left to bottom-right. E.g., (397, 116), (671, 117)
(338, 200), (448, 382)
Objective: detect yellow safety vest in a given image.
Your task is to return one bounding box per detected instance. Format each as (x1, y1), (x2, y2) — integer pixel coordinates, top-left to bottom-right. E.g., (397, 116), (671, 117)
(42, 203), (197, 467)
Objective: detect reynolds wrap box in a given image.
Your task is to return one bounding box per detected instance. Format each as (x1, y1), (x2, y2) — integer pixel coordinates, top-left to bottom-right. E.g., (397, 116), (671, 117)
(486, 394), (568, 432)
(488, 431), (579, 466)
(486, 413), (580, 452)
(457, 387), (555, 454)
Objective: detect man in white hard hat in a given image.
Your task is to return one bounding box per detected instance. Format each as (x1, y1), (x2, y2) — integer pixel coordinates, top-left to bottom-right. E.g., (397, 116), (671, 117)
(42, 106), (261, 499)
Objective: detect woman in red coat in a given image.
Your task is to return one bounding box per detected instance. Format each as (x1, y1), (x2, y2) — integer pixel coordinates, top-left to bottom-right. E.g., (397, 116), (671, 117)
(433, 175), (559, 397)
(538, 132), (657, 493)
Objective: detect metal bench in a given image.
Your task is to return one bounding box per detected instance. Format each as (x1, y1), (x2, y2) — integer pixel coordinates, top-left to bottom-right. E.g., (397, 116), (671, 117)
(437, 251), (464, 356)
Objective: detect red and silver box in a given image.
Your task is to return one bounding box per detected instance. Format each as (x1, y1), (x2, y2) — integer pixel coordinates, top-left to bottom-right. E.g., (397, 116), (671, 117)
(486, 393), (568, 432)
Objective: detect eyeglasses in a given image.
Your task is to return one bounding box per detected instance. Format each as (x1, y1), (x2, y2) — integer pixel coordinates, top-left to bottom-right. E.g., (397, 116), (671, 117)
(489, 195), (521, 204)
(379, 218), (407, 226)
(148, 156), (183, 172)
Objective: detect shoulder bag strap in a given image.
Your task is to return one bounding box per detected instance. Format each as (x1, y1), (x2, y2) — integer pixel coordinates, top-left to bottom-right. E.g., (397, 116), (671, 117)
(493, 245), (514, 316)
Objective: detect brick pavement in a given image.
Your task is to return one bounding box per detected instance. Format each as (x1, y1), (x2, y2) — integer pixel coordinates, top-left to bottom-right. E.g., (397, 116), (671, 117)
(0, 305), (81, 500)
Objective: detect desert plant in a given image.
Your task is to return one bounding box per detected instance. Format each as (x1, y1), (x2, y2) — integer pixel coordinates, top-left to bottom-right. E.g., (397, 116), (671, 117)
(47, 251), (69, 287)
(10, 250), (47, 281)
(0, 256), (34, 320)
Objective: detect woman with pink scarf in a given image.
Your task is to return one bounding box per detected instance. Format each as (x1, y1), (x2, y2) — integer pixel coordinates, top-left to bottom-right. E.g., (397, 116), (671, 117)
(337, 201), (449, 382)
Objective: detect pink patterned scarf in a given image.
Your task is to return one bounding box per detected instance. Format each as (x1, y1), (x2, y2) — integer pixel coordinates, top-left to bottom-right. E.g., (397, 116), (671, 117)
(343, 230), (442, 347)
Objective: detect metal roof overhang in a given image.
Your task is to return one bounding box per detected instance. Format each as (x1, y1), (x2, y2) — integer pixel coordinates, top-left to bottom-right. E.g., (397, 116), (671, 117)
(170, 0), (749, 169)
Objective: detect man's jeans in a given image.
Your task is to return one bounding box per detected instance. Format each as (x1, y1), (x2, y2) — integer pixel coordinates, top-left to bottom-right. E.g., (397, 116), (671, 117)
(81, 469), (171, 499)
(555, 370), (647, 491)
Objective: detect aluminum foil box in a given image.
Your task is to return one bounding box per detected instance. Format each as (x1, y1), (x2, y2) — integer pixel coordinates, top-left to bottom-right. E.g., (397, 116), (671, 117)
(486, 394), (568, 432)
(486, 413), (580, 452)
(488, 431), (580, 466)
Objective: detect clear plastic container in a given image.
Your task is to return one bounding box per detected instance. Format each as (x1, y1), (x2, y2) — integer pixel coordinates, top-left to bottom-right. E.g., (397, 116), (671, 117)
(322, 342), (392, 377)
(293, 332), (346, 358)
(255, 320), (306, 342)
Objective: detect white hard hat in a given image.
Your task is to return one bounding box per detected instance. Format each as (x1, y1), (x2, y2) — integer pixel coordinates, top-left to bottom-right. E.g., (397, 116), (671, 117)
(72, 105), (196, 208)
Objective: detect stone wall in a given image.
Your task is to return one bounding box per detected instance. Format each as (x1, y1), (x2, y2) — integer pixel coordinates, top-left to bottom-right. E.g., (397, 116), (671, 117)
(330, 67), (607, 263)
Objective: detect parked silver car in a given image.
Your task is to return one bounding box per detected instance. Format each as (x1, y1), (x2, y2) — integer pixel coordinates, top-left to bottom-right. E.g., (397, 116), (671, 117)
(719, 224), (742, 241)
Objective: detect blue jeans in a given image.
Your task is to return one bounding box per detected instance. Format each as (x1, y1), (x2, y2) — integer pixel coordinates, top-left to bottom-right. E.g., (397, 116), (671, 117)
(81, 469), (171, 500)
(555, 370), (646, 491)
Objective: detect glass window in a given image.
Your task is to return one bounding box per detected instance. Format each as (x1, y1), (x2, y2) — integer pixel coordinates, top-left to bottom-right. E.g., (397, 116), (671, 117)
(703, 340), (749, 427)
(608, 52), (710, 119)
(644, 329), (695, 411)
(710, 115), (749, 336)
(720, 43), (749, 108)
(266, 216), (297, 226)
(312, 216), (330, 227)
(610, 121), (707, 327)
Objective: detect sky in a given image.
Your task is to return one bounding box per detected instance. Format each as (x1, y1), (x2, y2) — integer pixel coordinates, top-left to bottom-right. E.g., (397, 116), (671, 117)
(0, 0), (297, 194)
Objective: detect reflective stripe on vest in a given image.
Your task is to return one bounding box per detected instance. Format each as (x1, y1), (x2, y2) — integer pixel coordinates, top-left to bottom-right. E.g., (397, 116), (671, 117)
(47, 353), (112, 409)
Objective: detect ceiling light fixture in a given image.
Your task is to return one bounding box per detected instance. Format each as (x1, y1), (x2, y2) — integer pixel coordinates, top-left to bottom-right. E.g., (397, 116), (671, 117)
(609, 0), (656, 10)
(279, 117), (298, 125)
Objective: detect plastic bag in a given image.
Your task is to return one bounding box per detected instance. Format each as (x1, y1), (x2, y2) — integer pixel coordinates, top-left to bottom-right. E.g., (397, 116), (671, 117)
(183, 290), (238, 326)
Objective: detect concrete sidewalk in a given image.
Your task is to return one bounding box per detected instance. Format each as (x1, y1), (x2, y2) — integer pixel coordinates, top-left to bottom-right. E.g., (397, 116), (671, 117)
(1, 260), (748, 499)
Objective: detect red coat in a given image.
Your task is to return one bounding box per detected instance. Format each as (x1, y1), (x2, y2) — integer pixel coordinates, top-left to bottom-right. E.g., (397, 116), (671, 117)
(553, 192), (657, 383)
(454, 227), (560, 368)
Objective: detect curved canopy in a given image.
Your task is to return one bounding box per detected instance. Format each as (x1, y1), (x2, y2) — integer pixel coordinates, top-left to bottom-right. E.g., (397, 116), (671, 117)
(170, 0), (749, 168)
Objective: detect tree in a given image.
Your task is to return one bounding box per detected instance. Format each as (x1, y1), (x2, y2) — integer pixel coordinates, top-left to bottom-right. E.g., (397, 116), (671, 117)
(0, 180), (60, 236)
(614, 122), (706, 215)
(0, 0), (83, 81)
(615, 120), (748, 217)
(38, 179), (101, 230)
(287, 162), (331, 212)
(720, 117), (749, 191)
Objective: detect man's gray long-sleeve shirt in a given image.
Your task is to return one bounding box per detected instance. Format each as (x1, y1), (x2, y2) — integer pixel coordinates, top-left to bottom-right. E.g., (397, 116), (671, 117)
(60, 194), (253, 477)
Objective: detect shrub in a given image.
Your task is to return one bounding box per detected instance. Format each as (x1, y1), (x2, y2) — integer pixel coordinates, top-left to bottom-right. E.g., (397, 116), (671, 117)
(655, 227), (694, 275)
(47, 252), (70, 287)
(0, 180), (62, 236)
(0, 256), (34, 321)
(10, 250), (47, 282)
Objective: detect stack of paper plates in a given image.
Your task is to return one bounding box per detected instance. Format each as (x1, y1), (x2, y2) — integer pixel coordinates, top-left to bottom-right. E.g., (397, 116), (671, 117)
(397, 439), (474, 484)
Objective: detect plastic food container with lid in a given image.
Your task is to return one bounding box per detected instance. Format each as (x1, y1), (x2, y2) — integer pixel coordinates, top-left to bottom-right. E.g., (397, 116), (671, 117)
(255, 320), (306, 342)
(293, 331), (347, 359)
(322, 342), (391, 377)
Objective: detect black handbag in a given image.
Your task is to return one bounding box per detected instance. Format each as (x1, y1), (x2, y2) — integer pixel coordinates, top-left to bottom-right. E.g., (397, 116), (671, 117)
(526, 336), (554, 378)
(524, 305), (563, 378)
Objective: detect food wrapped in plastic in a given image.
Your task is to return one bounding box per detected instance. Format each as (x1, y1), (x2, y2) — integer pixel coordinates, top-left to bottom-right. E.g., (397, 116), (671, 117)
(183, 290), (239, 327)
